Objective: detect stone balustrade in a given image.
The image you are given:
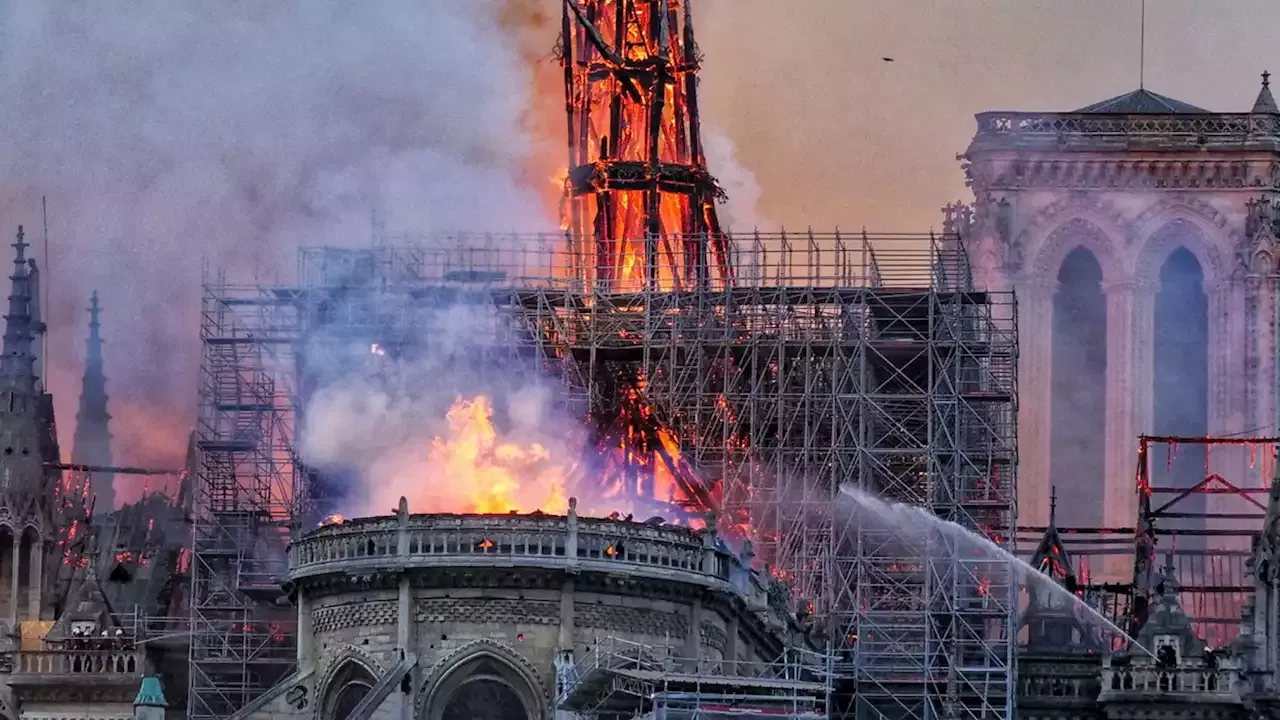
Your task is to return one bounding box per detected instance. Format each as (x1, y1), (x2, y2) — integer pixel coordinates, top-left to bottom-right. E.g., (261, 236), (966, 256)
(1019, 674), (1096, 700)
(288, 499), (801, 630)
(1099, 666), (1240, 701)
(12, 649), (141, 677)
(292, 503), (727, 586)
(973, 111), (1280, 148)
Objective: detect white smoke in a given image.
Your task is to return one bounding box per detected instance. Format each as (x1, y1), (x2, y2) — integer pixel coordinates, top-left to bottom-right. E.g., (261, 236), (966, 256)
(703, 128), (770, 232)
(296, 300), (595, 519)
(0, 2), (559, 481)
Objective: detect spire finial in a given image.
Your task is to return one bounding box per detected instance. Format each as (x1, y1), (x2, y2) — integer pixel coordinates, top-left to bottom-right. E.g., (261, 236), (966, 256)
(74, 290), (114, 515)
(1049, 485), (1058, 525)
(1, 225), (38, 392)
(1252, 70), (1279, 114)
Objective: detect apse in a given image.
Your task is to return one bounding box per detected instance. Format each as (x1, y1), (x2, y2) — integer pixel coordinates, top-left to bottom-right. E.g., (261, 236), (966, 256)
(1050, 246), (1108, 528)
(1152, 246), (1209, 540)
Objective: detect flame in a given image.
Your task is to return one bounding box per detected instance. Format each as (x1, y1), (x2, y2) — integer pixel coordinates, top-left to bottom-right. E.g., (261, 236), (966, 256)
(386, 395), (571, 516)
(561, 0), (734, 292)
(318, 514), (344, 527)
(358, 390), (726, 527)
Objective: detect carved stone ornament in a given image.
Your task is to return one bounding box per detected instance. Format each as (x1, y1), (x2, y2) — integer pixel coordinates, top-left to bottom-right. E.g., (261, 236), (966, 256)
(286, 684), (308, 710)
(1131, 194), (1236, 246)
(981, 157), (1277, 192)
(1239, 195), (1280, 275)
(1018, 193), (1132, 277)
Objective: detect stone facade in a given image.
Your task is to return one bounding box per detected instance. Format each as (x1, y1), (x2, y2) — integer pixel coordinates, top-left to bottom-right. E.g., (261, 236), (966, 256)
(240, 498), (825, 720)
(952, 81), (1280, 542)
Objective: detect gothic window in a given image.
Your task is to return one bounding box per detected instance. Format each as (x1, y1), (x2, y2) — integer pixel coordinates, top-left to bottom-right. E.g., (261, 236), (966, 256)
(1050, 245), (1107, 528)
(425, 651), (540, 720)
(1150, 242), (1209, 549)
(441, 678), (528, 720)
(321, 660), (377, 720)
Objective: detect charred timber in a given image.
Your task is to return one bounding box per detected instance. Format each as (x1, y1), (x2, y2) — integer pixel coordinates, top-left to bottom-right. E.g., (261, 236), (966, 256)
(566, 161), (725, 197)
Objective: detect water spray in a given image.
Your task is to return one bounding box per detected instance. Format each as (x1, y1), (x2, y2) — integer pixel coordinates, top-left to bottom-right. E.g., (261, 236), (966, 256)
(839, 485), (1157, 659)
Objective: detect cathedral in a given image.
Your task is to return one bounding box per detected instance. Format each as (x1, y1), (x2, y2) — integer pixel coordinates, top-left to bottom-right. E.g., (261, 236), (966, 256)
(954, 75), (1280, 715)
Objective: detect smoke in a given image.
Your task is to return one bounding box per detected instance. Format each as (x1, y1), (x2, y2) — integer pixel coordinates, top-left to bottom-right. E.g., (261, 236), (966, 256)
(0, 1), (561, 501)
(703, 128), (770, 232)
(296, 294), (645, 520)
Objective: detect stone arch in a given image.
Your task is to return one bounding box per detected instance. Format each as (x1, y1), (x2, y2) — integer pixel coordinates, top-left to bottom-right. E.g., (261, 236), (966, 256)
(418, 639), (546, 720)
(1133, 217), (1223, 288)
(1031, 217), (1124, 284)
(16, 524), (38, 619)
(314, 648), (383, 720)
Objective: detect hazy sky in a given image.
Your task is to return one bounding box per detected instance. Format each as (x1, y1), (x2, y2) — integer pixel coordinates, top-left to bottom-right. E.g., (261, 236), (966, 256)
(697, 0), (1279, 231)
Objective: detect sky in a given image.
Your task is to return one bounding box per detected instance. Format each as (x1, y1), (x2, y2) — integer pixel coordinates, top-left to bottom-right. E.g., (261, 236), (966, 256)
(696, 0), (1280, 230)
(7, 0), (1280, 502)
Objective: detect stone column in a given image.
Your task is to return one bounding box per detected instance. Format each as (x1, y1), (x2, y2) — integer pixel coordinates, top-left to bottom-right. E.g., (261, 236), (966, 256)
(1257, 277), (1277, 438)
(1206, 281), (1252, 526)
(683, 598), (703, 671)
(724, 614), (739, 675)
(1014, 277), (1056, 526)
(27, 539), (41, 621)
(558, 580), (576, 652)
(9, 535), (20, 629)
(1101, 279), (1138, 539)
(296, 590), (313, 673)
(1129, 282), (1157, 445)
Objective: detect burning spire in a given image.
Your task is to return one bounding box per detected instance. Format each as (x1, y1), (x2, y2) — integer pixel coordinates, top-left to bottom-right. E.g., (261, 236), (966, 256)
(73, 292), (115, 514)
(560, 0), (733, 291)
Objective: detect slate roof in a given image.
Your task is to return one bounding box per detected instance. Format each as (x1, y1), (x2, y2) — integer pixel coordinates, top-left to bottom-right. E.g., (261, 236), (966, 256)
(1075, 88), (1207, 114)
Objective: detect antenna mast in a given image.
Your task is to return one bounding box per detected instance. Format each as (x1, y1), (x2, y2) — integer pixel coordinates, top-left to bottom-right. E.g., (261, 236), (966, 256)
(1139, 0), (1146, 89)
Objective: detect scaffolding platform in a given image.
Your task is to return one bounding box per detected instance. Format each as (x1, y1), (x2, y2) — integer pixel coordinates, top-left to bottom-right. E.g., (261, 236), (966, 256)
(558, 637), (829, 719)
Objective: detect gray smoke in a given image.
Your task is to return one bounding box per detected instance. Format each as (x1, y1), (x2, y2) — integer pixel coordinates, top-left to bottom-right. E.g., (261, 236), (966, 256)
(0, 2), (557, 485)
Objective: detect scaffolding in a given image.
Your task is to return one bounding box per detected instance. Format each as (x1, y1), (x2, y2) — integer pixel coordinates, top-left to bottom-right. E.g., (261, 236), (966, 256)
(1012, 435), (1278, 654)
(558, 635), (830, 719)
(188, 280), (302, 720)
(193, 229), (1017, 719)
(1132, 435), (1277, 649)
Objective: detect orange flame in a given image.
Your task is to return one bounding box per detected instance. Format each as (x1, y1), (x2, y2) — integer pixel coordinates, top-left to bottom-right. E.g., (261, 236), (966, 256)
(355, 391), (725, 527)
(318, 514), (344, 527)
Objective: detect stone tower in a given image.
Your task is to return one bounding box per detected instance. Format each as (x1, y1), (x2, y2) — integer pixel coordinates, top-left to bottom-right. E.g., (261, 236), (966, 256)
(71, 291), (114, 515)
(0, 225), (60, 631)
(952, 76), (1280, 541)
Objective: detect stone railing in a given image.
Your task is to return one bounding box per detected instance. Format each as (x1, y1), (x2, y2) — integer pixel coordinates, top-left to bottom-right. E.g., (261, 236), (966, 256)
(291, 498), (751, 591)
(1019, 674), (1097, 701)
(1098, 666), (1240, 702)
(972, 111), (1280, 149)
(12, 649), (142, 678)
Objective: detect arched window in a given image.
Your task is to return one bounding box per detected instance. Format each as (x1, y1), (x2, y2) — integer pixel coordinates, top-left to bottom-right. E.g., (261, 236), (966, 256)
(441, 678), (527, 720)
(424, 652), (541, 720)
(321, 660), (377, 720)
